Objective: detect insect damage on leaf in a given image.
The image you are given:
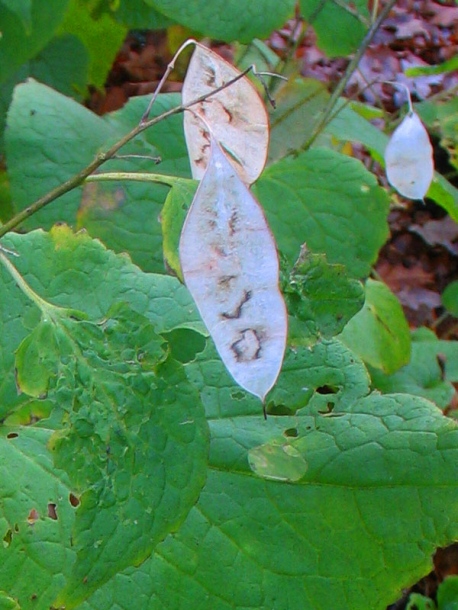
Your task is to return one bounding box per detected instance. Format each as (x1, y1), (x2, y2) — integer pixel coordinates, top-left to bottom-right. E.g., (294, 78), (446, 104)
(179, 137), (287, 402)
(385, 110), (434, 201)
(182, 42), (269, 185)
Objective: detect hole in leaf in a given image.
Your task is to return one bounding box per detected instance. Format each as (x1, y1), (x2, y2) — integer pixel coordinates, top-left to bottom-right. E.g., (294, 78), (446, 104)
(265, 403), (296, 416)
(69, 493), (80, 507)
(161, 329), (206, 363)
(27, 509), (39, 525)
(3, 529), (12, 547)
(47, 503), (58, 520)
(316, 385), (338, 395)
(230, 390), (246, 400)
(6, 432), (18, 439)
(283, 428), (298, 438)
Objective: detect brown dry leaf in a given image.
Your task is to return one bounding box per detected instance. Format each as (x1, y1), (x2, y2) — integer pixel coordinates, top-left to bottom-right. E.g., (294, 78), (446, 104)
(182, 42), (269, 185)
(410, 216), (458, 255)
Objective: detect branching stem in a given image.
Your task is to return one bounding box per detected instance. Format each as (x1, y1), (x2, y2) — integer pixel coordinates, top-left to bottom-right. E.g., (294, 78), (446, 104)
(0, 65), (252, 239)
(300, 0), (397, 151)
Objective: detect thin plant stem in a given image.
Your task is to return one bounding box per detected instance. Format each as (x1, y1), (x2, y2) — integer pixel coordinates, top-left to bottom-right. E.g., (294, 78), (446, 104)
(299, 0), (397, 152)
(0, 65), (253, 239)
(86, 172), (188, 187)
(141, 38), (197, 123)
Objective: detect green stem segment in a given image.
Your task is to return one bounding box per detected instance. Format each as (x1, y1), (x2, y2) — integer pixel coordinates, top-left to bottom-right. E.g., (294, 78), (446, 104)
(86, 173), (188, 188)
(301, 0), (398, 151)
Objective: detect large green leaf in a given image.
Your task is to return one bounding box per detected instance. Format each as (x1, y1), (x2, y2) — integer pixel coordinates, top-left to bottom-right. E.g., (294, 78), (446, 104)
(254, 148), (390, 278)
(58, 0), (127, 89)
(76, 339), (458, 610)
(23, 34), (89, 99)
(78, 93), (192, 272)
(114, 0), (174, 28)
(0, 228), (209, 607)
(0, 0), (70, 84)
(283, 249), (365, 344)
(0, 426), (75, 609)
(340, 279), (411, 374)
(0, 226), (203, 420)
(369, 331), (455, 410)
(5, 80), (116, 227)
(0, 34), (89, 153)
(268, 77), (329, 163)
(161, 178), (198, 278)
(148, 0), (295, 42)
(300, 0), (368, 56)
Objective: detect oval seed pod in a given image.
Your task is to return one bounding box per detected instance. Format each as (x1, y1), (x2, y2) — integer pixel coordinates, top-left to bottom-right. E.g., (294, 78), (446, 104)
(182, 43), (269, 185)
(179, 136), (287, 402)
(385, 111), (434, 200)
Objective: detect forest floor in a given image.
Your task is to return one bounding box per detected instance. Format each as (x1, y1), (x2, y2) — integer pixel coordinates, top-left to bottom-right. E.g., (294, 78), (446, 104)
(87, 2), (458, 607)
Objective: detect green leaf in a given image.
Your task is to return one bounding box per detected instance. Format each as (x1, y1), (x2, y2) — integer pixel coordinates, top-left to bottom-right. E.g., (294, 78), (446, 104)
(161, 328), (207, 363)
(58, 0), (128, 89)
(0, 426), (75, 609)
(407, 593), (437, 610)
(26, 34), (89, 100)
(1, 229), (209, 606)
(0, 226), (203, 420)
(438, 575), (458, 610)
(148, 0), (295, 42)
(114, 0), (174, 28)
(283, 248), (365, 343)
(406, 328), (458, 384)
(43, 307), (209, 607)
(339, 279), (411, 374)
(15, 319), (61, 397)
(186, 338), (371, 420)
(442, 281), (458, 317)
(268, 78), (329, 163)
(0, 592), (21, 610)
(369, 332), (455, 409)
(0, 0), (32, 31)
(300, 0), (368, 56)
(161, 179), (198, 278)
(0, 0), (70, 84)
(417, 97), (458, 171)
(78, 93), (192, 272)
(0, 34), (89, 152)
(5, 80), (116, 227)
(254, 148), (390, 278)
(405, 56), (458, 77)
(79, 384), (458, 610)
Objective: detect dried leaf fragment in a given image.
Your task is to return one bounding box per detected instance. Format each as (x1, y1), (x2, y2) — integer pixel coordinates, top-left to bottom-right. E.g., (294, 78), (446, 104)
(182, 43), (269, 185)
(385, 111), (434, 200)
(179, 137), (287, 401)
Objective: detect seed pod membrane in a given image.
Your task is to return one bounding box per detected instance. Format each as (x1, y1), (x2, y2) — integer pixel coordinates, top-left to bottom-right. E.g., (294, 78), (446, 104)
(179, 137), (287, 401)
(182, 43), (269, 186)
(385, 111), (434, 200)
